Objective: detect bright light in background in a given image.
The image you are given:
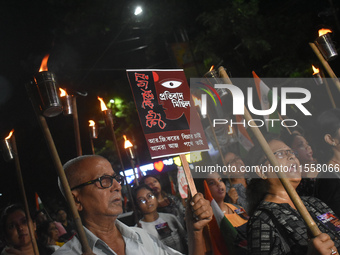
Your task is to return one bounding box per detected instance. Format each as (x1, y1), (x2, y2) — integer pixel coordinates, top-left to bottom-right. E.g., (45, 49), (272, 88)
(121, 158), (175, 183)
(134, 6), (143, 16)
(109, 99), (115, 104)
(0, 193), (2, 197)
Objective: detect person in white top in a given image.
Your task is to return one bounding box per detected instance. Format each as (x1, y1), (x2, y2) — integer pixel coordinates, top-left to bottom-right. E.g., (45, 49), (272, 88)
(133, 184), (187, 253)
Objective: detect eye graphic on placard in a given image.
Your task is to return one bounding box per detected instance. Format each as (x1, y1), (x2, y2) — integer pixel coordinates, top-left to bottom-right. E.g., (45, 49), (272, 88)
(160, 80), (182, 89)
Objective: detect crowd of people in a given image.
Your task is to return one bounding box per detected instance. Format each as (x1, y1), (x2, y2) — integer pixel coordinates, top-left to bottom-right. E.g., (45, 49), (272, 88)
(2, 108), (340, 254)
(0, 205), (76, 255)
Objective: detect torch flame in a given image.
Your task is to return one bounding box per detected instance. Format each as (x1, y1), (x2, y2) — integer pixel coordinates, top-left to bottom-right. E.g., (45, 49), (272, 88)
(39, 54), (50, 72)
(192, 95), (201, 107)
(89, 120), (95, 127)
(123, 135), (133, 149)
(209, 65), (214, 72)
(312, 65), (320, 75)
(5, 130), (14, 140)
(228, 125), (234, 135)
(59, 88), (68, 97)
(318, 28), (332, 37)
(98, 97), (108, 111)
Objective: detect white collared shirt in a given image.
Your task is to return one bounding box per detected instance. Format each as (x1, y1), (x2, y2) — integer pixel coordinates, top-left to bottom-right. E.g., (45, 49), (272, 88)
(52, 220), (184, 255)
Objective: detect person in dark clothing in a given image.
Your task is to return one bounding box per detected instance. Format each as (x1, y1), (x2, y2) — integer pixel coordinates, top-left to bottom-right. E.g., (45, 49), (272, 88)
(55, 208), (76, 241)
(246, 135), (340, 255)
(314, 109), (340, 217)
(282, 133), (317, 197)
(0, 204), (36, 255)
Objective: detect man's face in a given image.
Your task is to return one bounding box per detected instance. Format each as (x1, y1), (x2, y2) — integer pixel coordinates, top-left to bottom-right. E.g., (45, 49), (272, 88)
(71, 157), (123, 220)
(5, 210), (31, 249)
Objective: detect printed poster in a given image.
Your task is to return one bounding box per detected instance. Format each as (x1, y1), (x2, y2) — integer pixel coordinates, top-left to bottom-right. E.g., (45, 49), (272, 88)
(127, 69), (209, 159)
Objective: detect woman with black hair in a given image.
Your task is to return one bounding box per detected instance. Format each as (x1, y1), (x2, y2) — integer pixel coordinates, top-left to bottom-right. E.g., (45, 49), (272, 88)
(223, 150), (250, 212)
(0, 204), (35, 255)
(141, 174), (185, 226)
(246, 135), (340, 255)
(132, 184), (187, 253)
(314, 108), (340, 217)
(36, 220), (64, 255)
(282, 133), (317, 197)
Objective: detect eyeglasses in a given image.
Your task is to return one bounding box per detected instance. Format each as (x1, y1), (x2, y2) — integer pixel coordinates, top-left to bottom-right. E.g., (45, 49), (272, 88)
(260, 149), (296, 165)
(274, 149), (296, 158)
(137, 193), (155, 205)
(71, 174), (124, 190)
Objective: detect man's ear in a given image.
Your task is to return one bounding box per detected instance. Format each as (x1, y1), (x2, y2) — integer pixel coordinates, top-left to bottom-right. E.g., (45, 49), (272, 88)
(324, 134), (336, 146)
(72, 191), (83, 212)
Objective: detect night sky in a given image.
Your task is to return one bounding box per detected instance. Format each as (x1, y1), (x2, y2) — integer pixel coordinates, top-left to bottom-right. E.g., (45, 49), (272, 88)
(0, 0), (160, 211)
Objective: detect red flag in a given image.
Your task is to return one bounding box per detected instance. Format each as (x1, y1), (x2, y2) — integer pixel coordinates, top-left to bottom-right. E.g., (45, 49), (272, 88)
(35, 192), (44, 211)
(169, 175), (176, 195)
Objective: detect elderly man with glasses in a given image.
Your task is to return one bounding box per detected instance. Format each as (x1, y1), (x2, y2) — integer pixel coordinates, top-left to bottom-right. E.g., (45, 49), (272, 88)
(53, 155), (212, 255)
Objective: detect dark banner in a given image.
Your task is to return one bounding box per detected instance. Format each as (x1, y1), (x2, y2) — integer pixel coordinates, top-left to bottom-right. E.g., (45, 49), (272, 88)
(127, 69), (209, 159)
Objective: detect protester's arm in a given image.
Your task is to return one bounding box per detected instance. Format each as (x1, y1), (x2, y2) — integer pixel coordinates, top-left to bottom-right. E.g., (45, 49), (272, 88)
(307, 233), (338, 255)
(228, 187), (239, 204)
(186, 193), (213, 255)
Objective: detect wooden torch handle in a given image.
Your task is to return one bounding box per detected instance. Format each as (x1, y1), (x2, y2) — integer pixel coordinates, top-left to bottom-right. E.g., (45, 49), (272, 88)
(218, 66), (322, 237)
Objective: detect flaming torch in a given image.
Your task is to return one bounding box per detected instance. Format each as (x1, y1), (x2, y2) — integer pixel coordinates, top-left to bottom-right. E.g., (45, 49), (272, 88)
(204, 65), (229, 98)
(89, 120), (98, 155)
(312, 65), (323, 85)
(98, 97), (139, 218)
(98, 97), (126, 171)
(32, 54), (62, 117)
(315, 28), (338, 61)
(1, 130), (14, 161)
(98, 97), (113, 126)
(59, 88), (73, 115)
(310, 37), (340, 93)
(204, 65), (218, 78)
(124, 135), (139, 186)
(26, 61), (92, 253)
(1, 130), (40, 255)
(192, 94), (207, 119)
(89, 120), (98, 139)
(311, 65), (336, 108)
(60, 88), (82, 156)
(123, 135), (134, 159)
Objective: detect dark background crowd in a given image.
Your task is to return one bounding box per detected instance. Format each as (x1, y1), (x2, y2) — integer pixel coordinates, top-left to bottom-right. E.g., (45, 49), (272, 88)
(1, 0), (340, 254)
